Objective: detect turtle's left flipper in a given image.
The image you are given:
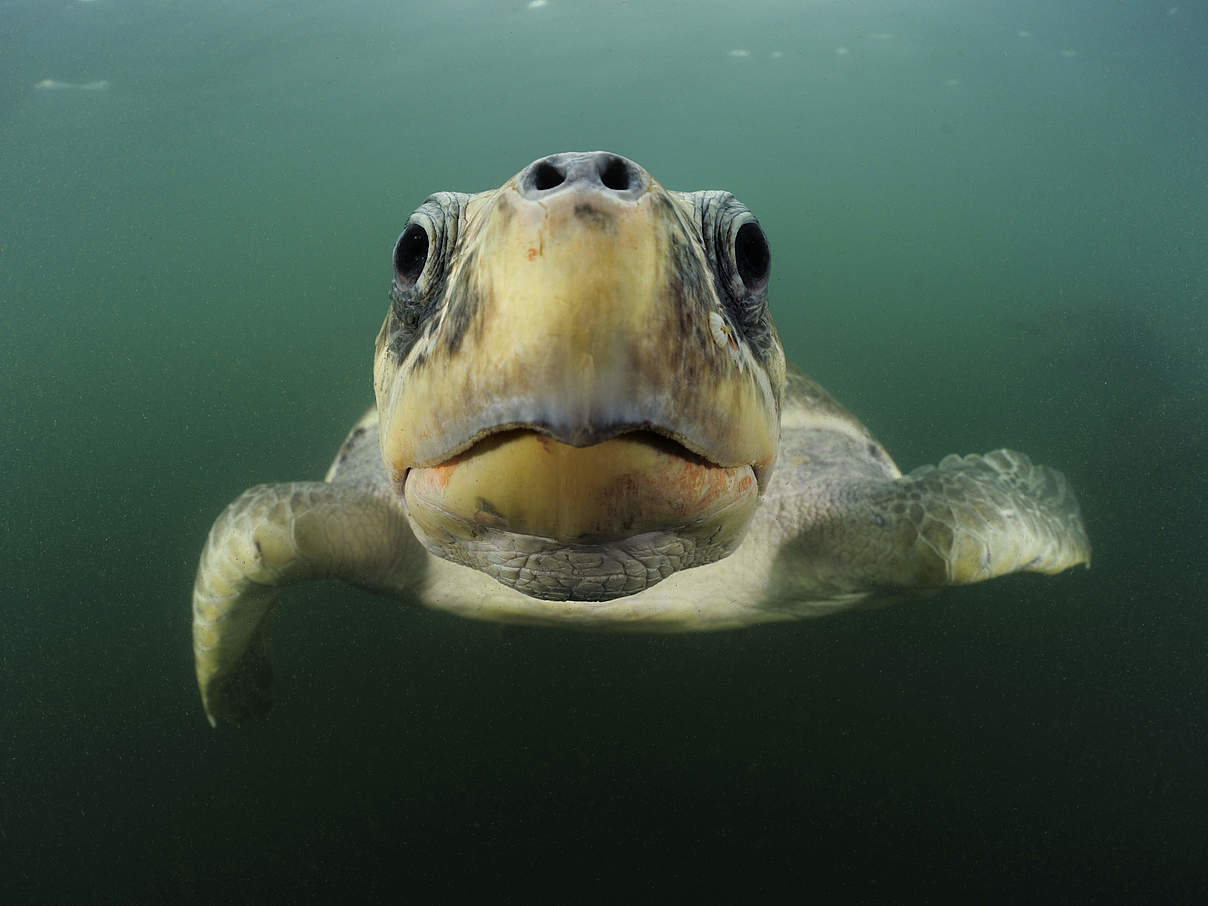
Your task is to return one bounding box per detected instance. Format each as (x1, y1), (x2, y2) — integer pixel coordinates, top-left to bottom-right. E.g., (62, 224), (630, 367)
(192, 482), (420, 726)
(800, 449), (1091, 594)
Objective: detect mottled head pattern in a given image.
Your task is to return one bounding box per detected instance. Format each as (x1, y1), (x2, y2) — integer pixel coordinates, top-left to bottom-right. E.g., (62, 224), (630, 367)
(371, 152), (788, 601)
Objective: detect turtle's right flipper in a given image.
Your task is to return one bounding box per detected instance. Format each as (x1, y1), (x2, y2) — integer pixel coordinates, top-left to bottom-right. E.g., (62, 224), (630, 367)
(191, 482), (419, 726)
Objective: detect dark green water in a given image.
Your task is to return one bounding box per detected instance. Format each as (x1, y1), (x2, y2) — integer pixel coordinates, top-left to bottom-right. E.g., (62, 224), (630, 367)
(2, 0), (1206, 900)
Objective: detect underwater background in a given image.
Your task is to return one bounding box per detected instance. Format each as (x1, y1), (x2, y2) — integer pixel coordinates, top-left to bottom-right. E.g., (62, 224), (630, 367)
(2, 0), (1205, 900)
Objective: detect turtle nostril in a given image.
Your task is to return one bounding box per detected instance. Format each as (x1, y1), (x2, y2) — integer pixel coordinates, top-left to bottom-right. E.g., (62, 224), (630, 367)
(518, 152), (645, 200)
(599, 156), (630, 191)
(532, 162), (565, 191)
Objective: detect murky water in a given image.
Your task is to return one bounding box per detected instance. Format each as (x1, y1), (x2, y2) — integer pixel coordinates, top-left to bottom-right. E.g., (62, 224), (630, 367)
(2, 0), (1205, 899)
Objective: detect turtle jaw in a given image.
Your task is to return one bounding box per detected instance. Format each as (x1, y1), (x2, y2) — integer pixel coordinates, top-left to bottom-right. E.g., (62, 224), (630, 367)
(398, 428), (760, 602)
(401, 428), (759, 546)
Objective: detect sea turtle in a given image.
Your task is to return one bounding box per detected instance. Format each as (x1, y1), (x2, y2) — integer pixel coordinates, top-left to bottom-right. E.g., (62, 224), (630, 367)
(193, 151), (1091, 726)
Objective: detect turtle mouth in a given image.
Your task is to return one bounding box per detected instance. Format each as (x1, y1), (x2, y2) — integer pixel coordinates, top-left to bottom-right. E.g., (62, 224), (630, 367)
(399, 426), (759, 546)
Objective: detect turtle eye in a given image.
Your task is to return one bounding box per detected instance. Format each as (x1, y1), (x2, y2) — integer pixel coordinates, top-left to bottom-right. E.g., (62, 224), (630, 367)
(393, 222), (430, 291)
(734, 221), (770, 295)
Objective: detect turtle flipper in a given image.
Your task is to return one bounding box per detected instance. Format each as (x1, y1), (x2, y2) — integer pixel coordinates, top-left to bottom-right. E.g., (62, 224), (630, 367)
(192, 481), (419, 726)
(823, 449), (1090, 591)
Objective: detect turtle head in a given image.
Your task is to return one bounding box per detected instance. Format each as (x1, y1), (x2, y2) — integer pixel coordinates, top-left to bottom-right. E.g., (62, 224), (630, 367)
(374, 151), (786, 601)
